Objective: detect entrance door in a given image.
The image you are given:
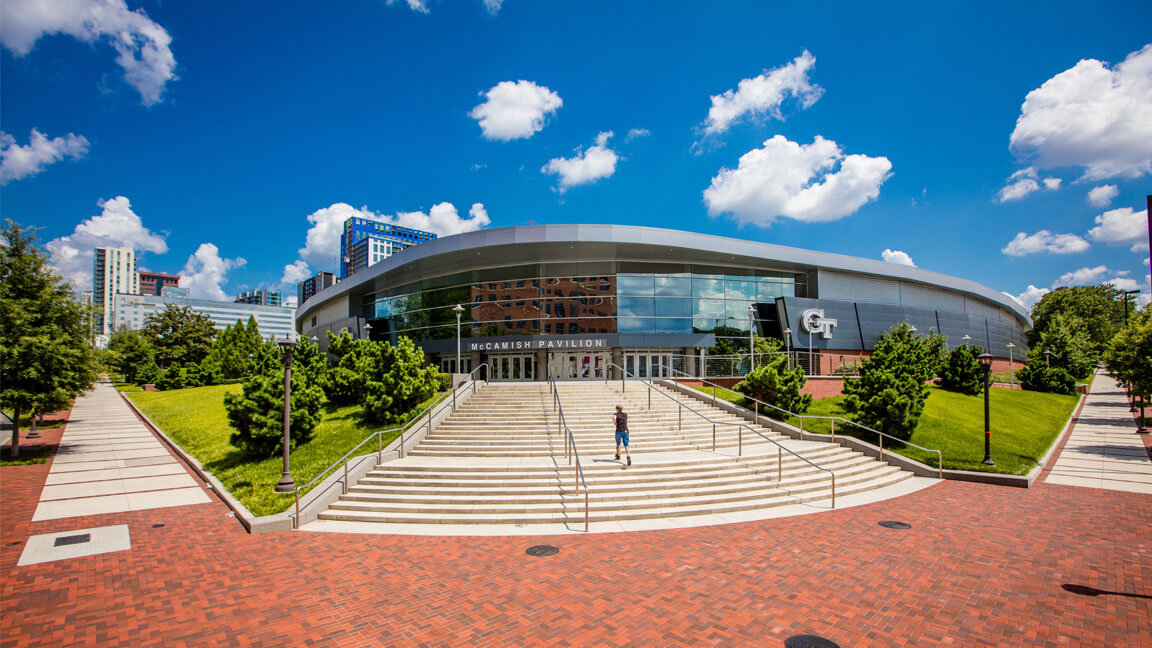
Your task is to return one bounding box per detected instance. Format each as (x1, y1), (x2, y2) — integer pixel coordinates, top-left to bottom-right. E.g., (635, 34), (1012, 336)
(624, 351), (673, 379)
(440, 357), (473, 374)
(489, 354), (535, 381)
(548, 352), (608, 380)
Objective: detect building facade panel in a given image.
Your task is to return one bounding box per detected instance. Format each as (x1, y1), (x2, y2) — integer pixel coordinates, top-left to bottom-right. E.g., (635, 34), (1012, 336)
(113, 293), (297, 340)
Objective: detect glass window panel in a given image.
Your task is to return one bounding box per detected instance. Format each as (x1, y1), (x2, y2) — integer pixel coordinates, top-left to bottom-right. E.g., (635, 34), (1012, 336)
(654, 276), (691, 297)
(694, 299), (725, 320)
(618, 297), (655, 317)
(617, 275), (654, 296)
(618, 317), (656, 333)
(654, 298), (693, 318)
(655, 318), (692, 334)
(725, 280), (757, 301)
(693, 278), (723, 299)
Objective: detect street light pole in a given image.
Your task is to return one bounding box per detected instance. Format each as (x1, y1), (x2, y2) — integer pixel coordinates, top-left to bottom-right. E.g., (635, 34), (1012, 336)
(363, 321), (372, 340)
(978, 352), (995, 466)
(783, 328), (792, 371)
(453, 304), (465, 374)
(1006, 343), (1015, 388)
(747, 305), (756, 374)
(275, 337), (297, 493)
(1044, 349), (1052, 367)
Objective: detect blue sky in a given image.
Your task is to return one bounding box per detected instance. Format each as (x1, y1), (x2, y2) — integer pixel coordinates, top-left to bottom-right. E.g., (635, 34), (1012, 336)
(2, 0), (1150, 309)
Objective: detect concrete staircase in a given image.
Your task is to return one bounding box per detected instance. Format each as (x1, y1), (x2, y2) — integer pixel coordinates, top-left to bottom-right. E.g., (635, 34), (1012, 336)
(317, 382), (914, 527)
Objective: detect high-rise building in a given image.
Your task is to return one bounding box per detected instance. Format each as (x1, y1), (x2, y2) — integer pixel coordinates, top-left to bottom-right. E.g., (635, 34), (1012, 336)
(138, 271), (180, 296)
(339, 217), (436, 278)
(297, 271), (337, 307)
(93, 246), (138, 338)
(234, 289), (282, 307)
(113, 292), (296, 341)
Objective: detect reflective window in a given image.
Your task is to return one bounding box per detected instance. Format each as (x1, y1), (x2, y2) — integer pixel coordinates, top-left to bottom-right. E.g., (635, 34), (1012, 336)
(617, 275), (654, 296)
(654, 298), (693, 318)
(618, 297), (654, 317)
(654, 276), (691, 297)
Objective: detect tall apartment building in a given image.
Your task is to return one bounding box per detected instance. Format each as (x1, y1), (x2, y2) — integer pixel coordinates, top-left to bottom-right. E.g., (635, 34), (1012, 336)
(339, 217), (436, 278)
(234, 288), (282, 307)
(138, 271), (180, 296)
(297, 271), (336, 307)
(93, 246), (138, 338)
(113, 291), (296, 341)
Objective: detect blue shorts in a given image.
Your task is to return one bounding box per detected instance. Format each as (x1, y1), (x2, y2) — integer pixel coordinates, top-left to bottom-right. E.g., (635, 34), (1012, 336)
(615, 430), (629, 447)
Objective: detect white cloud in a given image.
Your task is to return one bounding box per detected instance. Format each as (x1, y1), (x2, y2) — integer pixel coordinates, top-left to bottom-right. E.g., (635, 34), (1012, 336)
(1001, 230), (1090, 256)
(702, 50), (823, 136)
(1011, 285), (1050, 309)
(1106, 276), (1142, 291)
(1087, 184), (1119, 207)
(280, 259), (311, 287)
(283, 295), (299, 309)
(395, 201), (492, 234)
(703, 135), (891, 225)
(1008, 44), (1152, 180)
(541, 131), (618, 192)
(1053, 265), (1111, 288)
(469, 80), (562, 141)
(625, 128), (650, 141)
(179, 243), (244, 301)
(1, 0), (176, 105)
(385, 0), (429, 13)
(0, 129), (88, 184)
(45, 196), (167, 290)
(297, 203), (369, 268)
(995, 167), (1062, 202)
(881, 249), (915, 267)
(1087, 206), (1149, 251)
(482, 0), (503, 14)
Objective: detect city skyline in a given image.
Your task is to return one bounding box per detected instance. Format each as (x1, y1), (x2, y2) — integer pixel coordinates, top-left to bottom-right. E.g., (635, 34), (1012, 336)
(2, 0), (1150, 311)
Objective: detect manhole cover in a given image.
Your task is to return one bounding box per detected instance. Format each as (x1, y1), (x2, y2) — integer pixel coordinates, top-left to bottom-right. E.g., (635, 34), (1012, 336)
(784, 635), (842, 648)
(54, 533), (91, 547)
(878, 520), (911, 529)
(525, 545), (559, 557)
(152, 524), (166, 528)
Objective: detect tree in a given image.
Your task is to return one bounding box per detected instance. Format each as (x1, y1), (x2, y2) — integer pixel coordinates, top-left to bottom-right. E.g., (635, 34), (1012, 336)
(1032, 312), (1094, 380)
(841, 321), (945, 441)
(1105, 305), (1152, 404)
(143, 304), (216, 369)
(734, 353), (811, 418)
(107, 327), (156, 384)
(0, 220), (98, 457)
(1028, 285), (1125, 360)
(1017, 362), (1076, 395)
(939, 344), (983, 395)
(224, 337), (323, 456)
(321, 330), (371, 406)
(204, 318), (262, 379)
(361, 336), (445, 425)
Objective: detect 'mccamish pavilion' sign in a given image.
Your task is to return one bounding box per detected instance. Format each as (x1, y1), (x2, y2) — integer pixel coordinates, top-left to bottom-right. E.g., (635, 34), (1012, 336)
(469, 338), (608, 352)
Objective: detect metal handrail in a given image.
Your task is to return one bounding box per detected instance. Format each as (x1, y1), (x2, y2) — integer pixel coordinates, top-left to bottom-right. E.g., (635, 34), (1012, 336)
(607, 362), (836, 507)
(548, 367), (590, 532)
(291, 362), (490, 528)
(665, 366), (943, 479)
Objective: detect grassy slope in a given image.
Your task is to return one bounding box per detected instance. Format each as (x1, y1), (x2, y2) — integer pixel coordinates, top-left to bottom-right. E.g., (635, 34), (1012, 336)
(129, 384), (445, 516)
(695, 384), (1080, 475)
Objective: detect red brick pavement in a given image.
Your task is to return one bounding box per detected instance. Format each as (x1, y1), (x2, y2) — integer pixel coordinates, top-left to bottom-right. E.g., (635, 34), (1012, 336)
(2, 422), (1150, 647)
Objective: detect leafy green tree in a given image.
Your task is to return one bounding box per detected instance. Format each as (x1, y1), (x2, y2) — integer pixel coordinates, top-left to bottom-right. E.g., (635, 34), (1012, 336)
(204, 318), (263, 379)
(0, 220), (97, 457)
(1105, 306), (1152, 405)
(841, 321), (945, 441)
(734, 353), (811, 418)
(224, 337), (323, 456)
(1028, 285), (1125, 360)
(1032, 312), (1094, 379)
(321, 330), (370, 406)
(1017, 362), (1076, 395)
(939, 344), (983, 395)
(361, 336), (444, 425)
(136, 360), (161, 386)
(154, 366), (186, 391)
(143, 304), (216, 369)
(107, 327), (156, 384)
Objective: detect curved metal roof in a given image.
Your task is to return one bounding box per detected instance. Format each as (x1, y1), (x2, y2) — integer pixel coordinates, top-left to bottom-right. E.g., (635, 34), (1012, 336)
(297, 224), (1030, 327)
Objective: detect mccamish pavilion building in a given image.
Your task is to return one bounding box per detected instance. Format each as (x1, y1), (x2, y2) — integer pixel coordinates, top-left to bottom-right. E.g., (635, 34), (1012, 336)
(295, 225), (1029, 381)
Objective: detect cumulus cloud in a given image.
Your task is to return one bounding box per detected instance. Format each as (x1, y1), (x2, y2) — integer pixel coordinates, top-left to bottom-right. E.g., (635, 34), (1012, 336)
(395, 201), (492, 234)
(385, 0), (428, 13)
(0, 129), (89, 184)
(1106, 276), (1142, 291)
(703, 135), (891, 225)
(0, 0), (177, 105)
(995, 167), (1062, 202)
(541, 131), (618, 192)
(280, 259), (311, 287)
(179, 243), (245, 301)
(625, 128), (650, 141)
(469, 80), (562, 141)
(45, 196), (167, 290)
(881, 249), (916, 267)
(482, 0), (503, 14)
(1053, 265), (1111, 288)
(1001, 230), (1090, 256)
(1008, 44), (1152, 180)
(1086, 184), (1119, 207)
(1087, 206), (1150, 251)
(1010, 285), (1050, 309)
(283, 295), (299, 309)
(702, 50), (823, 136)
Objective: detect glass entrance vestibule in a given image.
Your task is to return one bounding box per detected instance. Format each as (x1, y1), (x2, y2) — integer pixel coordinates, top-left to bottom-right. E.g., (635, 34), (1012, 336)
(623, 350), (674, 378)
(489, 354), (536, 381)
(548, 351), (609, 380)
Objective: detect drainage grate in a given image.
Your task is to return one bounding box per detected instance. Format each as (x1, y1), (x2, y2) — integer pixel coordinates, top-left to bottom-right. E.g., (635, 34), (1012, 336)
(6, 541), (22, 546)
(525, 545), (559, 557)
(878, 520), (911, 530)
(784, 635), (842, 648)
(54, 533), (91, 547)
(152, 524), (166, 528)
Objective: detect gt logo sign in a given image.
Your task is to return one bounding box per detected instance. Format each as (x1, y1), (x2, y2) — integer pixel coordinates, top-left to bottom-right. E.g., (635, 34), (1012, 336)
(799, 308), (838, 339)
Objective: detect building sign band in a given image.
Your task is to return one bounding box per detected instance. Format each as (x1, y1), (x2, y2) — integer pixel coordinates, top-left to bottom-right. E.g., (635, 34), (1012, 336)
(469, 338), (608, 352)
(799, 308), (838, 339)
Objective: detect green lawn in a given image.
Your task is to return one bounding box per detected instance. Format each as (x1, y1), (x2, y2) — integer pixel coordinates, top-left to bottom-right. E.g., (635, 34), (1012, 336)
(695, 384), (1080, 475)
(129, 384), (447, 516)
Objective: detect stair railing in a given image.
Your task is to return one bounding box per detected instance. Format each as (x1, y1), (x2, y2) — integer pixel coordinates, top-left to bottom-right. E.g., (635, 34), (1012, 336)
(548, 367), (590, 532)
(291, 363), (489, 529)
(665, 367), (943, 479)
(607, 362), (835, 507)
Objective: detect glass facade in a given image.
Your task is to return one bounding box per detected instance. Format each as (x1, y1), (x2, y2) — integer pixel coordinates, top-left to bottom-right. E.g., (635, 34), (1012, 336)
(361, 262), (803, 345)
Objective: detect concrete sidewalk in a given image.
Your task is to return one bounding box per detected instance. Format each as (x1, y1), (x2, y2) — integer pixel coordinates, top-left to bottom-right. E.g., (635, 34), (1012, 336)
(31, 383), (211, 522)
(1044, 371), (1152, 494)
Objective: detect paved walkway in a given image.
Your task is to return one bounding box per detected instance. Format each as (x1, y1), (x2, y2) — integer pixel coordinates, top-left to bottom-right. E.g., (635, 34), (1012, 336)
(1045, 371), (1152, 494)
(31, 383), (210, 522)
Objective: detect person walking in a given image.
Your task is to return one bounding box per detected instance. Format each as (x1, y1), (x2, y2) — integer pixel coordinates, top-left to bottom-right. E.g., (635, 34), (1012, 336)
(613, 404), (631, 466)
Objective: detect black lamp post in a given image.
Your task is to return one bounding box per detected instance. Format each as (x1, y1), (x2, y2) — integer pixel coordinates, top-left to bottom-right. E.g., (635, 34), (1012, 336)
(978, 352), (995, 466)
(274, 336), (297, 493)
(1139, 392), (1149, 435)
